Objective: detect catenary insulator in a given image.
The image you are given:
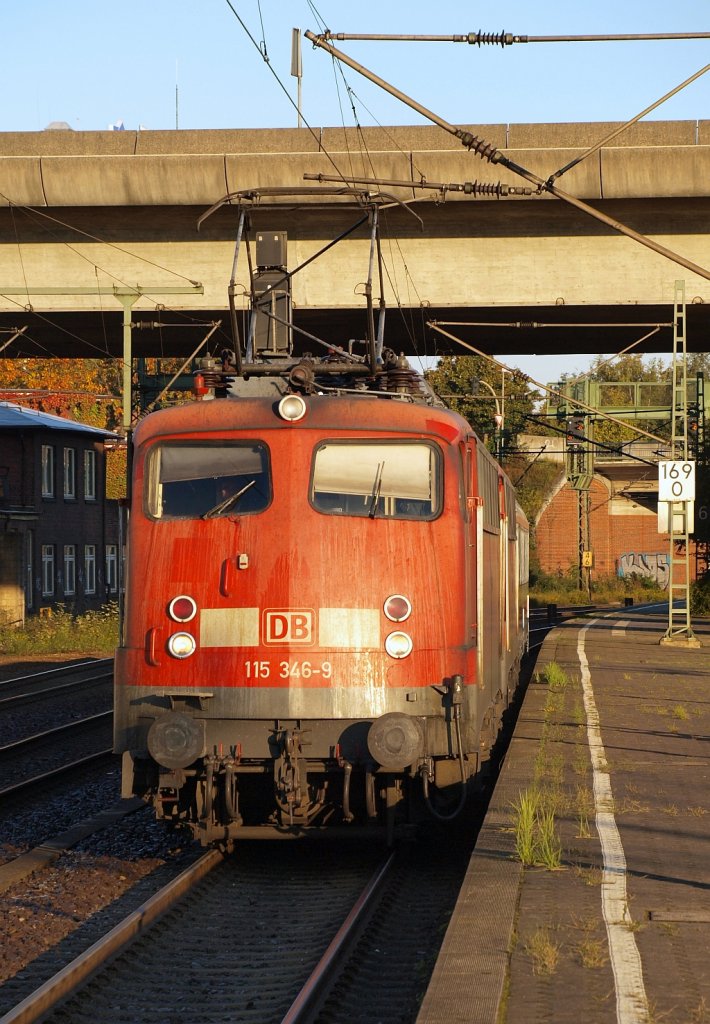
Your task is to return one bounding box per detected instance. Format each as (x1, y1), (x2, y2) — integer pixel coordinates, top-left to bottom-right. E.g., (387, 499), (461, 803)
(455, 133), (501, 163)
(466, 30), (514, 46)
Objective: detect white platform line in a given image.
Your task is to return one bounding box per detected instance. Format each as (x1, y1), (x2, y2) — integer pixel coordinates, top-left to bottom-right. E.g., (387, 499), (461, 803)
(611, 619), (630, 637)
(577, 621), (649, 1024)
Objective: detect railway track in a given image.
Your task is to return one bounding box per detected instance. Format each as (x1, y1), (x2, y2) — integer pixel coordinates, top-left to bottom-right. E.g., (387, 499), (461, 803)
(0, 660), (113, 752)
(0, 658), (113, 706)
(2, 827), (476, 1024)
(0, 658), (114, 805)
(0, 713), (113, 800)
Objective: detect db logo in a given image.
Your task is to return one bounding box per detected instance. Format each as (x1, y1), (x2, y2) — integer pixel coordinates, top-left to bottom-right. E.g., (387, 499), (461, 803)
(263, 609), (314, 645)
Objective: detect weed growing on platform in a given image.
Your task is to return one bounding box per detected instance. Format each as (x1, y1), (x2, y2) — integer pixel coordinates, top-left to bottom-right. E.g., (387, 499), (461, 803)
(617, 797), (651, 815)
(671, 704), (689, 720)
(535, 805), (563, 868)
(575, 784), (593, 838)
(659, 921), (680, 938)
(539, 661), (569, 691)
(0, 603), (119, 655)
(525, 927), (561, 975)
(689, 997), (709, 1023)
(513, 789), (538, 864)
(573, 864), (603, 886)
(575, 936), (608, 969)
(512, 789), (562, 869)
(573, 745), (589, 777)
(690, 574), (710, 615)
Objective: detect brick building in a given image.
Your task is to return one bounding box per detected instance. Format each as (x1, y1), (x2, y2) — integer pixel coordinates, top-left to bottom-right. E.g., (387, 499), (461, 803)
(0, 402), (120, 625)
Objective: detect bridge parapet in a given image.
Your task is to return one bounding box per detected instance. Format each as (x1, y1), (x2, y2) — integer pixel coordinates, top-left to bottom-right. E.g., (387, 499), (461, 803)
(0, 121), (708, 208)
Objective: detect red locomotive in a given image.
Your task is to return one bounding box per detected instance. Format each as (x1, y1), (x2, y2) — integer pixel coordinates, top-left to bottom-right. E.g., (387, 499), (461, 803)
(114, 198), (529, 844)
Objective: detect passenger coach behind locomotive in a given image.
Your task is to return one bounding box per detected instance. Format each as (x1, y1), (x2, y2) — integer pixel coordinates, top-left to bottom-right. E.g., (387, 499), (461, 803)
(114, 350), (529, 844)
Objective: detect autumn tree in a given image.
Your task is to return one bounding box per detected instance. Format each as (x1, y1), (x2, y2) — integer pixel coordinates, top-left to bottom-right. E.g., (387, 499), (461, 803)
(0, 357), (124, 429)
(0, 356), (127, 497)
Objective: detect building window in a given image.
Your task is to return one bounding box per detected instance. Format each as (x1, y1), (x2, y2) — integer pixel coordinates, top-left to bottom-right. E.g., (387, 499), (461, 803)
(105, 544), (118, 593)
(84, 544), (96, 594)
(41, 445), (55, 497)
(64, 545), (76, 596)
(25, 532), (33, 610)
(84, 449), (97, 500)
(42, 544), (55, 596)
(63, 447), (76, 499)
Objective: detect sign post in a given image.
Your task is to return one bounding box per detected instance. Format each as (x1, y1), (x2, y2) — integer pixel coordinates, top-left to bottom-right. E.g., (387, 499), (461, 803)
(658, 460), (695, 503)
(658, 460), (700, 647)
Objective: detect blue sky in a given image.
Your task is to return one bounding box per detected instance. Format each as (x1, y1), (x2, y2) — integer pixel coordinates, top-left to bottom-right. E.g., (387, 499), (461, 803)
(2, 1), (707, 132)
(2, 1), (708, 378)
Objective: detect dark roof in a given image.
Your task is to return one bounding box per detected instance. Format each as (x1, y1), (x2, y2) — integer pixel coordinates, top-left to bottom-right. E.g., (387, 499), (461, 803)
(0, 402), (120, 439)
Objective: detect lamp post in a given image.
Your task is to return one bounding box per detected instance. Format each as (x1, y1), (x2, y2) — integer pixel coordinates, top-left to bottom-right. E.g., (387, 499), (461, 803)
(478, 379), (504, 459)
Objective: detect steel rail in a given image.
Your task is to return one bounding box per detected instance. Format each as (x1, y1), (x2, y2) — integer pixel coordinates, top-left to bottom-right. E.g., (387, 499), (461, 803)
(0, 658), (112, 691)
(0, 711), (112, 759)
(281, 850), (396, 1023)
(0, 850), (222, 1024)
(0, 673), (112, 710)
(0, 750), (113, 801)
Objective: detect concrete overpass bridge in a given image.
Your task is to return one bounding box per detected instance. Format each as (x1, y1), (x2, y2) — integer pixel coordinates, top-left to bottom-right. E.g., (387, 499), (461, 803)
(0, 120), (709, 364)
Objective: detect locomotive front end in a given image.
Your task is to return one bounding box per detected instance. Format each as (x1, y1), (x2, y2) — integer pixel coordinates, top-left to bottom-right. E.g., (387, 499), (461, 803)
(114, 386), (498, 844)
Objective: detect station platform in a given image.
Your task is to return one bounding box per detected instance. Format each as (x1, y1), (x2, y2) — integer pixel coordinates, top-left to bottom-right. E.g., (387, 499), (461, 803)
(417, 606), (710, 1024)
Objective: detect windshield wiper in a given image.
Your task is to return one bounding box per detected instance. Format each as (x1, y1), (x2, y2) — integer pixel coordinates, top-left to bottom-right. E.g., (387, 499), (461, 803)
(202, 479), (256, 519)
(368, 462), (385, 518)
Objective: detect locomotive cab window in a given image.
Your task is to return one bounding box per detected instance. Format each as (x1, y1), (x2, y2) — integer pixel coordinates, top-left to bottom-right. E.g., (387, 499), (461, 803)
(311, 441), (441, 519)
(146, 443), (271, 519)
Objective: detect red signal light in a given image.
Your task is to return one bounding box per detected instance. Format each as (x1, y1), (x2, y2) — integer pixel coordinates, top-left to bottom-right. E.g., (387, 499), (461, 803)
(168, 595), (197, 623)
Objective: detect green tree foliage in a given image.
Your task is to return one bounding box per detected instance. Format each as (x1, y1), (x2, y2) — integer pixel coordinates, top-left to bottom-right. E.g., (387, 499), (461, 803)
(425, 356), (539, 454)
(504, 454), (562, 528)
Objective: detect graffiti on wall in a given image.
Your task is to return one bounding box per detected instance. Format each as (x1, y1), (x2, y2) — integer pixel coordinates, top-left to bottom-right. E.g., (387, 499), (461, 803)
(617, 552), (670, 590)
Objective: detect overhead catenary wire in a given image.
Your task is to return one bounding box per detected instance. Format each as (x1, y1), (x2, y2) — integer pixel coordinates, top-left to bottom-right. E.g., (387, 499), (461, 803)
(0, 193), (201, 288)
(308, 3), (433, 352)
(548, 61), (710, 184)
(304, 31), (710, 286)
(428, 320), (671, 447)
(304, 171), (533, 198)
(524, 415), (660, 468)
(221, 0), (437, 363)
(221, 0), (360, 193)
(320, 30), (710, 44)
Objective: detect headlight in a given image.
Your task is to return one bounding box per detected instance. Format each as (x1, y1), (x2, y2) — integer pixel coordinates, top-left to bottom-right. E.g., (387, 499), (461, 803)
(384, 594), (411, 622)
(384, 631), (413, 659)
(167, 632), (196, 659)
(278, 394), (307, 422)
(168, 595), (197, 623)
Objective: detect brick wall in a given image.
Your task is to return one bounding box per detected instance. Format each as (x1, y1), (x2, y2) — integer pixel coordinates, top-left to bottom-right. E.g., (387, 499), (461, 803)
(535, 474), (696, 586)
